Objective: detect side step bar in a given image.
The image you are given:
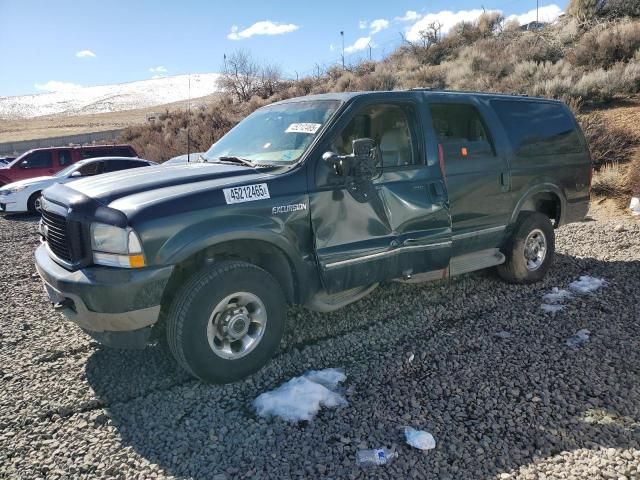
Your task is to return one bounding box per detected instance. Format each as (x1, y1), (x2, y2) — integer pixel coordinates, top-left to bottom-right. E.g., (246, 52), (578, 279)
(305, 283), (379, 313)
(449, 248), (505, 276)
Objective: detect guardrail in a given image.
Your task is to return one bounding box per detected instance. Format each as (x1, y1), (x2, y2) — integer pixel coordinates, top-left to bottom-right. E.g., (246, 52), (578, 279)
(0, 129), (125, 156)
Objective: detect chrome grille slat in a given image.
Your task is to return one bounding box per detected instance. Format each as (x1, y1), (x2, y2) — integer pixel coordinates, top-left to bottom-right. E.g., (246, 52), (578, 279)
(41, 209), (73, 262)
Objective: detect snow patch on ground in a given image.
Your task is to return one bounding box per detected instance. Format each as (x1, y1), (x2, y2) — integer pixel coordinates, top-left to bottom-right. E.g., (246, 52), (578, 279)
(569, 276), (608, 295)
(0, 73), (222, 119)
(566, 329), (590, 348)
(254, 368), (347, 422)
(540, 276), (606, 314)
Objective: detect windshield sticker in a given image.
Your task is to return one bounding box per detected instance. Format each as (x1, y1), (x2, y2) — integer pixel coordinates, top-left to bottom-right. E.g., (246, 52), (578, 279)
(285, 123), (322, 134)
(223, 183), (270, 204)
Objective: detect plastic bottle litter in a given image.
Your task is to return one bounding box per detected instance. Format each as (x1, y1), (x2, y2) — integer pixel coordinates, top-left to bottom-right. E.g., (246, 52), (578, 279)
(404, 427), (436, 450)
(356, 448), (398, 467)
(566, 329), (590, 348)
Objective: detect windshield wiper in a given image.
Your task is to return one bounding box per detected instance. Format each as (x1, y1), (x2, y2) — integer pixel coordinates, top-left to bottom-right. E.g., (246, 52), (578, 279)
(215, 156), (255, 167)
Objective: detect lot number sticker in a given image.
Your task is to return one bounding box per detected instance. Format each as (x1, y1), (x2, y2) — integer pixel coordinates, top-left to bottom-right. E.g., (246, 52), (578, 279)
(223, 183), (270, 204)
(285, 123), (322, 134)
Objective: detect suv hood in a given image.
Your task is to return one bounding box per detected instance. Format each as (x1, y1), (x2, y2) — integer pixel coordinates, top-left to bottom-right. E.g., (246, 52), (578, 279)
(66, 162), (276, 211)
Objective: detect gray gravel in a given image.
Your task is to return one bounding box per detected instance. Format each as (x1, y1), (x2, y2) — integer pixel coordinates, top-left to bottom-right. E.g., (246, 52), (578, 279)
(1, 212), (639, 479)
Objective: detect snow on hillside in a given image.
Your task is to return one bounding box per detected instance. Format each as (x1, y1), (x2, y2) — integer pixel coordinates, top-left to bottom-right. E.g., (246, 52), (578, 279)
(0, 73), (222, 119)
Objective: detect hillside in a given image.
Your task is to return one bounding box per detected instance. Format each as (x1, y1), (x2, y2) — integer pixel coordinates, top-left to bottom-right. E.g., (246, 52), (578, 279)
(0, 73), (221, 120)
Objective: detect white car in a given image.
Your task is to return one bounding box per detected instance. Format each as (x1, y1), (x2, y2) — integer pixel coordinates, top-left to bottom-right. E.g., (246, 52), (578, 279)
(0, 156), (155, 214)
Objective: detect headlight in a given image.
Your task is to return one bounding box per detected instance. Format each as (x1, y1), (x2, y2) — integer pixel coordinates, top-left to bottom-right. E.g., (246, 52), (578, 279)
(2, 186), (25, 194)
(90, 223), (145, 268)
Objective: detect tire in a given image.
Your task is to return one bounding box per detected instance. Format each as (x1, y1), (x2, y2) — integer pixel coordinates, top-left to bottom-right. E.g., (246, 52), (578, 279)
(166, 260), (286, 383)
(27, 191), (42, 214)
(497, 212), (555, 284)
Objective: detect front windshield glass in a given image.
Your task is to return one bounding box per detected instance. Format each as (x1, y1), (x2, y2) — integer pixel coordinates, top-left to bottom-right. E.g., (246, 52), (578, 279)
(202, 100), (340, 165)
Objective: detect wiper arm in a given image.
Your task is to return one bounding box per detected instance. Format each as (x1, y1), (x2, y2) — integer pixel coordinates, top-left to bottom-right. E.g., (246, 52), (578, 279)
(216, 156), (255, 167)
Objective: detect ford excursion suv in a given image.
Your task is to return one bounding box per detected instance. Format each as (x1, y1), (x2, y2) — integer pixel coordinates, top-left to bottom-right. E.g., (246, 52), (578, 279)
(35, 90), (591, 383)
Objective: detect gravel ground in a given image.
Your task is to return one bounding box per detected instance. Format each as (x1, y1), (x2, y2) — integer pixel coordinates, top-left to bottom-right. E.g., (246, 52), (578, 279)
(0, 212), (639, 479)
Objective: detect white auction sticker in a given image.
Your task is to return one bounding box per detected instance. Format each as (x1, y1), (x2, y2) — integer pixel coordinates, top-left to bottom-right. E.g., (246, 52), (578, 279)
(285, 123), (322, 134)
(223, 183), (270, 204)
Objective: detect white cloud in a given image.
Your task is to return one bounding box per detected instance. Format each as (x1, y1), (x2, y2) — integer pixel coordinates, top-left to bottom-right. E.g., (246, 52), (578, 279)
(75, 49), (95, 58)
(395, 10), (421, 22)
(34, 81), (83, 92)
(369, 19), (389, 34)
(359, 20), (368, 29)
(344, 36), (372, 54)
(149, 66), (167, 73)
(506, 4), (563, 25)
(227, 20), (299, 40)
(405, 8), (500, 41)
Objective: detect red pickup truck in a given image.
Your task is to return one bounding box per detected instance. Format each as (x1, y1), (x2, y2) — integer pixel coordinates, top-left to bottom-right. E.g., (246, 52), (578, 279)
(0, 145), (137, 186)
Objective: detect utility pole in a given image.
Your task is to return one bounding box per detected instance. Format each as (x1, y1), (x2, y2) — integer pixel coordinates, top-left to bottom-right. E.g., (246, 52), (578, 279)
(536, 0), (539, 25)
(187, 74), (191, 161)
(340, 31), (345, 69)
(368, 42), (372, 61)
(223, 53), (227, 72)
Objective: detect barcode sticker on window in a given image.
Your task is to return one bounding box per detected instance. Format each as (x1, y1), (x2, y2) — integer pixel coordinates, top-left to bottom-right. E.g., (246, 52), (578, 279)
(285, 123), (322, 134)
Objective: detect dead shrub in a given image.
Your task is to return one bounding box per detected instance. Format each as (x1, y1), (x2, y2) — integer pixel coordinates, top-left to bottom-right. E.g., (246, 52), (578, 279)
(628, 155), (640, 196)
(591, 161), (628, 196)
(575, 20), (640, 68)
(578, 112), (640, 167)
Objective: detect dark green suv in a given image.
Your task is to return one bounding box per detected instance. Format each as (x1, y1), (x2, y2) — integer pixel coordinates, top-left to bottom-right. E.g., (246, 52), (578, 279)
(35, 90), (591, 382)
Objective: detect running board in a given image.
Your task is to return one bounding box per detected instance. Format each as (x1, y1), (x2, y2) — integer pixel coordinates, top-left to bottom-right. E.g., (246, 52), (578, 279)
(305, 283), (379, 313)
(449, 248), (505, 276)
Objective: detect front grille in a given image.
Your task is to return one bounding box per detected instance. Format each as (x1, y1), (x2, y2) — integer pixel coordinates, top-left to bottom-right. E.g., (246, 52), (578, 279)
(41, 209), (85, 263)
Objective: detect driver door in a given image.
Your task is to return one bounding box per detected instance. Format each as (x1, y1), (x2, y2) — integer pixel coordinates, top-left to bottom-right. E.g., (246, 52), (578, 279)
(309, 96), (452, 293)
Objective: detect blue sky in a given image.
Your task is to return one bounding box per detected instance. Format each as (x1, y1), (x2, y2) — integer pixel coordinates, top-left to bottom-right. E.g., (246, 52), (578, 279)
(0, 0), (565, 97)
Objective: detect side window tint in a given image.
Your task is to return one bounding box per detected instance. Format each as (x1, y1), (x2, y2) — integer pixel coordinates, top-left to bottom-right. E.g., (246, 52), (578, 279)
(332, 104), (419, 168)
(78, 162), (102, 176)
(491, 100), (583, 156)
(430, 103), (494, 158)
(104, 160), (144, 172)
(58, 150), (72, 166)
(80, 149), (109, 159)
(20, 151), (53, 169)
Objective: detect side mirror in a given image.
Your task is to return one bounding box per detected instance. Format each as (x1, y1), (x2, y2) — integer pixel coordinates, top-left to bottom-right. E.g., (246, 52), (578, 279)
(70, 171), (82, 178)
(322, 151), (348, 177)
(352, 138), (375, 157)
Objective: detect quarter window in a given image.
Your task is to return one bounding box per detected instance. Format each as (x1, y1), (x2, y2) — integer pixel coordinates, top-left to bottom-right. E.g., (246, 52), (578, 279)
(333, 104), (419, 168)
(490, 100), (583, 156)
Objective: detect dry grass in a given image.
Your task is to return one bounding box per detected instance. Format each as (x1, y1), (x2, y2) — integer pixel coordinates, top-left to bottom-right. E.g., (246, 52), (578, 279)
(591, 162), (628, 196)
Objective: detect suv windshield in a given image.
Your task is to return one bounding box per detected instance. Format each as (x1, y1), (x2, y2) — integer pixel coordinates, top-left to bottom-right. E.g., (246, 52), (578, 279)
(202, 100), (340, 165)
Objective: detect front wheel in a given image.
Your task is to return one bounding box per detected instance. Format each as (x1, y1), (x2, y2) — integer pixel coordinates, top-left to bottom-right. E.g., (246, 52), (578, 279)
(166, 261), (286, 383)
(497, 212), (555, 284)
(27, 191), (42, 214)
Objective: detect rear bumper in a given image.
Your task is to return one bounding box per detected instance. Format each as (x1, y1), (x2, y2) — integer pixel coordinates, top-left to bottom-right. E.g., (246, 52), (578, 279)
(35, 244), (173, 344)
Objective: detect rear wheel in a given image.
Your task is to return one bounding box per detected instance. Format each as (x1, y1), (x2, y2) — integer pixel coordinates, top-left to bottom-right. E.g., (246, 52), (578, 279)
(166, 260), (286, 383)
(27, 191), (42, 214)
(497, 212), (555, 284)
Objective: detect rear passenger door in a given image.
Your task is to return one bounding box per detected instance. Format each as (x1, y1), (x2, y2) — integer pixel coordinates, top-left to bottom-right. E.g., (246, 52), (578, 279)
(427, 100), (511, 255)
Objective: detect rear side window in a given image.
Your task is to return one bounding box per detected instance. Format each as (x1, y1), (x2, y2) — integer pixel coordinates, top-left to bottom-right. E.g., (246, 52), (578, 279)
(491, 100), (583, 156)
(103, 160), (146, 172)
(20, 151), (53, 169)
(58, 150), (72, 166)
(430, 103), (495, 158)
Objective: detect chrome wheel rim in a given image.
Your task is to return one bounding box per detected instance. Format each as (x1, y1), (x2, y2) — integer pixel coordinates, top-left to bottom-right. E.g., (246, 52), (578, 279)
(34, 196), (42, 212)
(524, 228), (547, 271)
(206, 292), (267, 360)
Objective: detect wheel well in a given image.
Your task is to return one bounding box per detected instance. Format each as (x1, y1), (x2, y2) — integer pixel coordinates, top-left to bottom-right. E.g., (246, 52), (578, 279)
(160, 240), (297, 311)
(520, 192), (561, 226)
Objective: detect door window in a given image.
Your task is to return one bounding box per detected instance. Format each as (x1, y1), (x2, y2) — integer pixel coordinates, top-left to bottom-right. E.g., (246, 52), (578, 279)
(430, 104), (495, 158)
(77, 162), (103, 176)
(58, 150), (72, 166)
(20, 151), (53, 169)
(333, 103), (419, 168)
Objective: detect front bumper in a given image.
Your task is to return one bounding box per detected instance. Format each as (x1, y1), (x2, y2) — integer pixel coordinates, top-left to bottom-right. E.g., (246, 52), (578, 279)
(35, 244), (173, 346)
(0, 194), (21, 213)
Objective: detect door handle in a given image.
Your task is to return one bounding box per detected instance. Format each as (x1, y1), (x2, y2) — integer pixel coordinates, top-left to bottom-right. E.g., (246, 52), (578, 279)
(499, 172), (510, 192)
